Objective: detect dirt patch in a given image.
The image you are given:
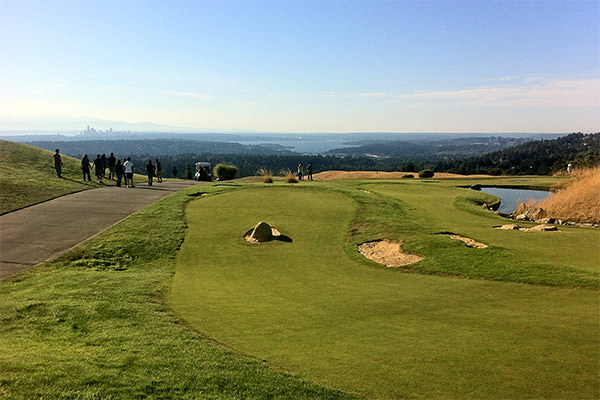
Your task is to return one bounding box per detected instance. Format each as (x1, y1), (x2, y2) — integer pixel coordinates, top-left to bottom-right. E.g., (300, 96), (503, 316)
(358, 240), (424, 267)
(443, 234), (488, 248)
(313, 170), (494, 181)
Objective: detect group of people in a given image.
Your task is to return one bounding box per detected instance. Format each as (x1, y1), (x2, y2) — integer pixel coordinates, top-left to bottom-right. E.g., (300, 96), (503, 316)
(80, 153), (144, 188)
(53, 149), (163, 188)
(297, 162), (313, 181)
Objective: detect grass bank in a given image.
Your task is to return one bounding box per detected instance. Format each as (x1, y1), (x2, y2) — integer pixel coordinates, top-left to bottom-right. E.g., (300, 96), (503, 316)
(0, 140), (153, 215)
(0, 184), (353, 399)
(0, 140), (102, 214)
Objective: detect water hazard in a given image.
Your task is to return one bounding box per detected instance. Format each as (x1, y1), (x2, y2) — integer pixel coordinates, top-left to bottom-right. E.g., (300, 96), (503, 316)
(481, 187), (551, 214)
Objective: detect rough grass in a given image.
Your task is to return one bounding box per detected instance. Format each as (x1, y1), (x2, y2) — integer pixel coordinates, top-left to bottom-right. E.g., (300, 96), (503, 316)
(517, 166), (600, 223)
(0, 140), (145, 214)
(0, 184), (354, 399)
(171, 185), (599, 399)
(0, 140), (100, 214)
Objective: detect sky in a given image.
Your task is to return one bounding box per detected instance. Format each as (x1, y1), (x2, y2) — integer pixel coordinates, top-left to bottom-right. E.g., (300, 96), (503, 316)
(1, 0), (599, 133)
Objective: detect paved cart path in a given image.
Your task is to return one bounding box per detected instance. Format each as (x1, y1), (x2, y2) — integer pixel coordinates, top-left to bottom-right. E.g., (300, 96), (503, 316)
(0, 181), (200, 280)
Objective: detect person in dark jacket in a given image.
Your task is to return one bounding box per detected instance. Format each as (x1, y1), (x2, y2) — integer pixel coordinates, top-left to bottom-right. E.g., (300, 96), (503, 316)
(107, 153), (116, 180)
(115, 159), (124, 187)
(155, 159), (163, 183)
(81, 154), (92, 182)
(146, 160), (155, 186)
(53, 149), (62, 178)
(93, 154), (104, 183)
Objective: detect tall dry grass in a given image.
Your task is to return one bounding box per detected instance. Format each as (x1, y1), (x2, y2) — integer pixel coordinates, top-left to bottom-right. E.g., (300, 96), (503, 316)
(519, 167), (600, 223)
(257, 168), (273, 183)
(281, 169), (298, 183)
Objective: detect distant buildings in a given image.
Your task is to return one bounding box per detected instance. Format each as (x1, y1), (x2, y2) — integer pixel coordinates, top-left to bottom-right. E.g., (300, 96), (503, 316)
(79, 126), (129, 138)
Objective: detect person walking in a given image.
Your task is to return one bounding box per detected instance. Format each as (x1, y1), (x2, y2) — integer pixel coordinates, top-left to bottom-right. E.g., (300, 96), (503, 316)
(100, 154), (108, 179)
(81, 154), (92, 182)
(107, 153), (116, 180)
(146, 160), (155, 186)
(172, 166), (178, 178)
(123, 157), (134, 188)
(53, 149), (63, 178)
(306, 162), (313, 181)
(297, 163), (304, 180)
(155, 159), (163, 183)
(115, 159), (124, 187)
(93, 154), (104, 184)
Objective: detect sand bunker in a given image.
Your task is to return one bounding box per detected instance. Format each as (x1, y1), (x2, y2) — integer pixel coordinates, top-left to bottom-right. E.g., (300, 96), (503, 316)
(313, 171), (494, 181)
(358, 240), (424, 267)
(443, 234), (488, 248)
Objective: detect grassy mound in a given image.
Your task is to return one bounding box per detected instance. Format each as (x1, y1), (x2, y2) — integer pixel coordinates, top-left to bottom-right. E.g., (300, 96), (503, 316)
(0, 140), (102, 214)
(171, 184), (599, 399)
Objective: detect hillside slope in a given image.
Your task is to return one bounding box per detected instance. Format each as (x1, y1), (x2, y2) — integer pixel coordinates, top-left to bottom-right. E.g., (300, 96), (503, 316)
(0, 140), (100, 214)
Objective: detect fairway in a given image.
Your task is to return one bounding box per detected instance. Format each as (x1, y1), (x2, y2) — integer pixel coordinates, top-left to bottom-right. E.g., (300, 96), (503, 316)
(170, 185), (599, 399)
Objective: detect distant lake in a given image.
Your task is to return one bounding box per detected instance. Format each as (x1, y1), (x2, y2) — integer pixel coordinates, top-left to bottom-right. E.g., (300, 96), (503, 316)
(481, 187), (551, 214)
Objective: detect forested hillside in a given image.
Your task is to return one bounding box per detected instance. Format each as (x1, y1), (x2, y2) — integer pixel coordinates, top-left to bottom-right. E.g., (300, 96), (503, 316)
(26, 139), (294, 157)
(327, 136), (531, 160)
(434, 133), (599, 175)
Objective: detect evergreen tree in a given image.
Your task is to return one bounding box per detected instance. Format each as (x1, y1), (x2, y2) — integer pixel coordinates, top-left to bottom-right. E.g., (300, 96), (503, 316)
(184, 163), (193, 179)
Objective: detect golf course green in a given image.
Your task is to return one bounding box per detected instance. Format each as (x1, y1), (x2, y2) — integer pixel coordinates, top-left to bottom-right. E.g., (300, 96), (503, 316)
(170, 181), (599, 399)
(1, 146), (598, 399)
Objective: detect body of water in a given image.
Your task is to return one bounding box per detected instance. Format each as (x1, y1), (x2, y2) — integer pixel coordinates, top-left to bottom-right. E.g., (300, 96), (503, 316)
(481, 187), (551, 214)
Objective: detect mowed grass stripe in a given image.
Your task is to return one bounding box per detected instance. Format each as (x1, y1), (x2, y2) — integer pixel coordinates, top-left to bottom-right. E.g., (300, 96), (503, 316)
(170, 186), (600, 400)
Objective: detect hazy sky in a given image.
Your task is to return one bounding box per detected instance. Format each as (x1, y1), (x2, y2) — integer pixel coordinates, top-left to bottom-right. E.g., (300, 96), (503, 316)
(1, 0), (598, 133)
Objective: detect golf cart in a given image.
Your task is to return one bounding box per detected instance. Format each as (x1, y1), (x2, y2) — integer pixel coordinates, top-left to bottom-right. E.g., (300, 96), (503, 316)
(194, 162), (212, 181)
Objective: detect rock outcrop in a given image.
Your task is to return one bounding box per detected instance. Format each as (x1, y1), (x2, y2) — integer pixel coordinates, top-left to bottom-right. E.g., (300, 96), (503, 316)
(249, 221), (273, 242)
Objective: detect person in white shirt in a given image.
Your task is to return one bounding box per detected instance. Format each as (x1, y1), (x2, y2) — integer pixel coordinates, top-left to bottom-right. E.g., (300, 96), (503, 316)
(123, 157), (135, 188)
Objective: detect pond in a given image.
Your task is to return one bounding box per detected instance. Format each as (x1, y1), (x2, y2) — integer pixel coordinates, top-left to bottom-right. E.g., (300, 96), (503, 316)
(480, 187), (551, 214)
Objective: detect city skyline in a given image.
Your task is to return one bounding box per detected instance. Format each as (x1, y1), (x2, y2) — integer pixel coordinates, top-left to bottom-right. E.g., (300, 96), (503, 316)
(1, 0), (598, 133)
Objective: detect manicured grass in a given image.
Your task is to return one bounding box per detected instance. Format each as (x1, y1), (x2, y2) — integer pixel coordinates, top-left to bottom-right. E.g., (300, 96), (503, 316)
(0, 184), (354, 399)
(171, 184), (599, 399)
(354, 179), (599, 285)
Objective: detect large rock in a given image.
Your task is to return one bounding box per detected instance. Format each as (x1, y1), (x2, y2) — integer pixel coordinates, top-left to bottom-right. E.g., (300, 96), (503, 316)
(250, 221), (273, 242)
(527, 224), (558, 232)
(499, 224), (520, 230)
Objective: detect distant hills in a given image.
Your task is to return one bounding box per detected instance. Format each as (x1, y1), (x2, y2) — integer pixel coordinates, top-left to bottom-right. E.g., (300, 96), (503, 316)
(326, 136), (532, 160)
(23, 139), (295, 158)
(2, 132), (596, 178)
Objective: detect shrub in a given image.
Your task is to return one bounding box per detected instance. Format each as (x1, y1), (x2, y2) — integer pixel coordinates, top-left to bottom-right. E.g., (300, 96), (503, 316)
(418, 169), (435, 178)
(402, 174), (415, 179)
(214, 164), (238, 181)
(281, 169), (298, 183)
(257, 168), (273, 183)
(184, 163), (193, 180)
